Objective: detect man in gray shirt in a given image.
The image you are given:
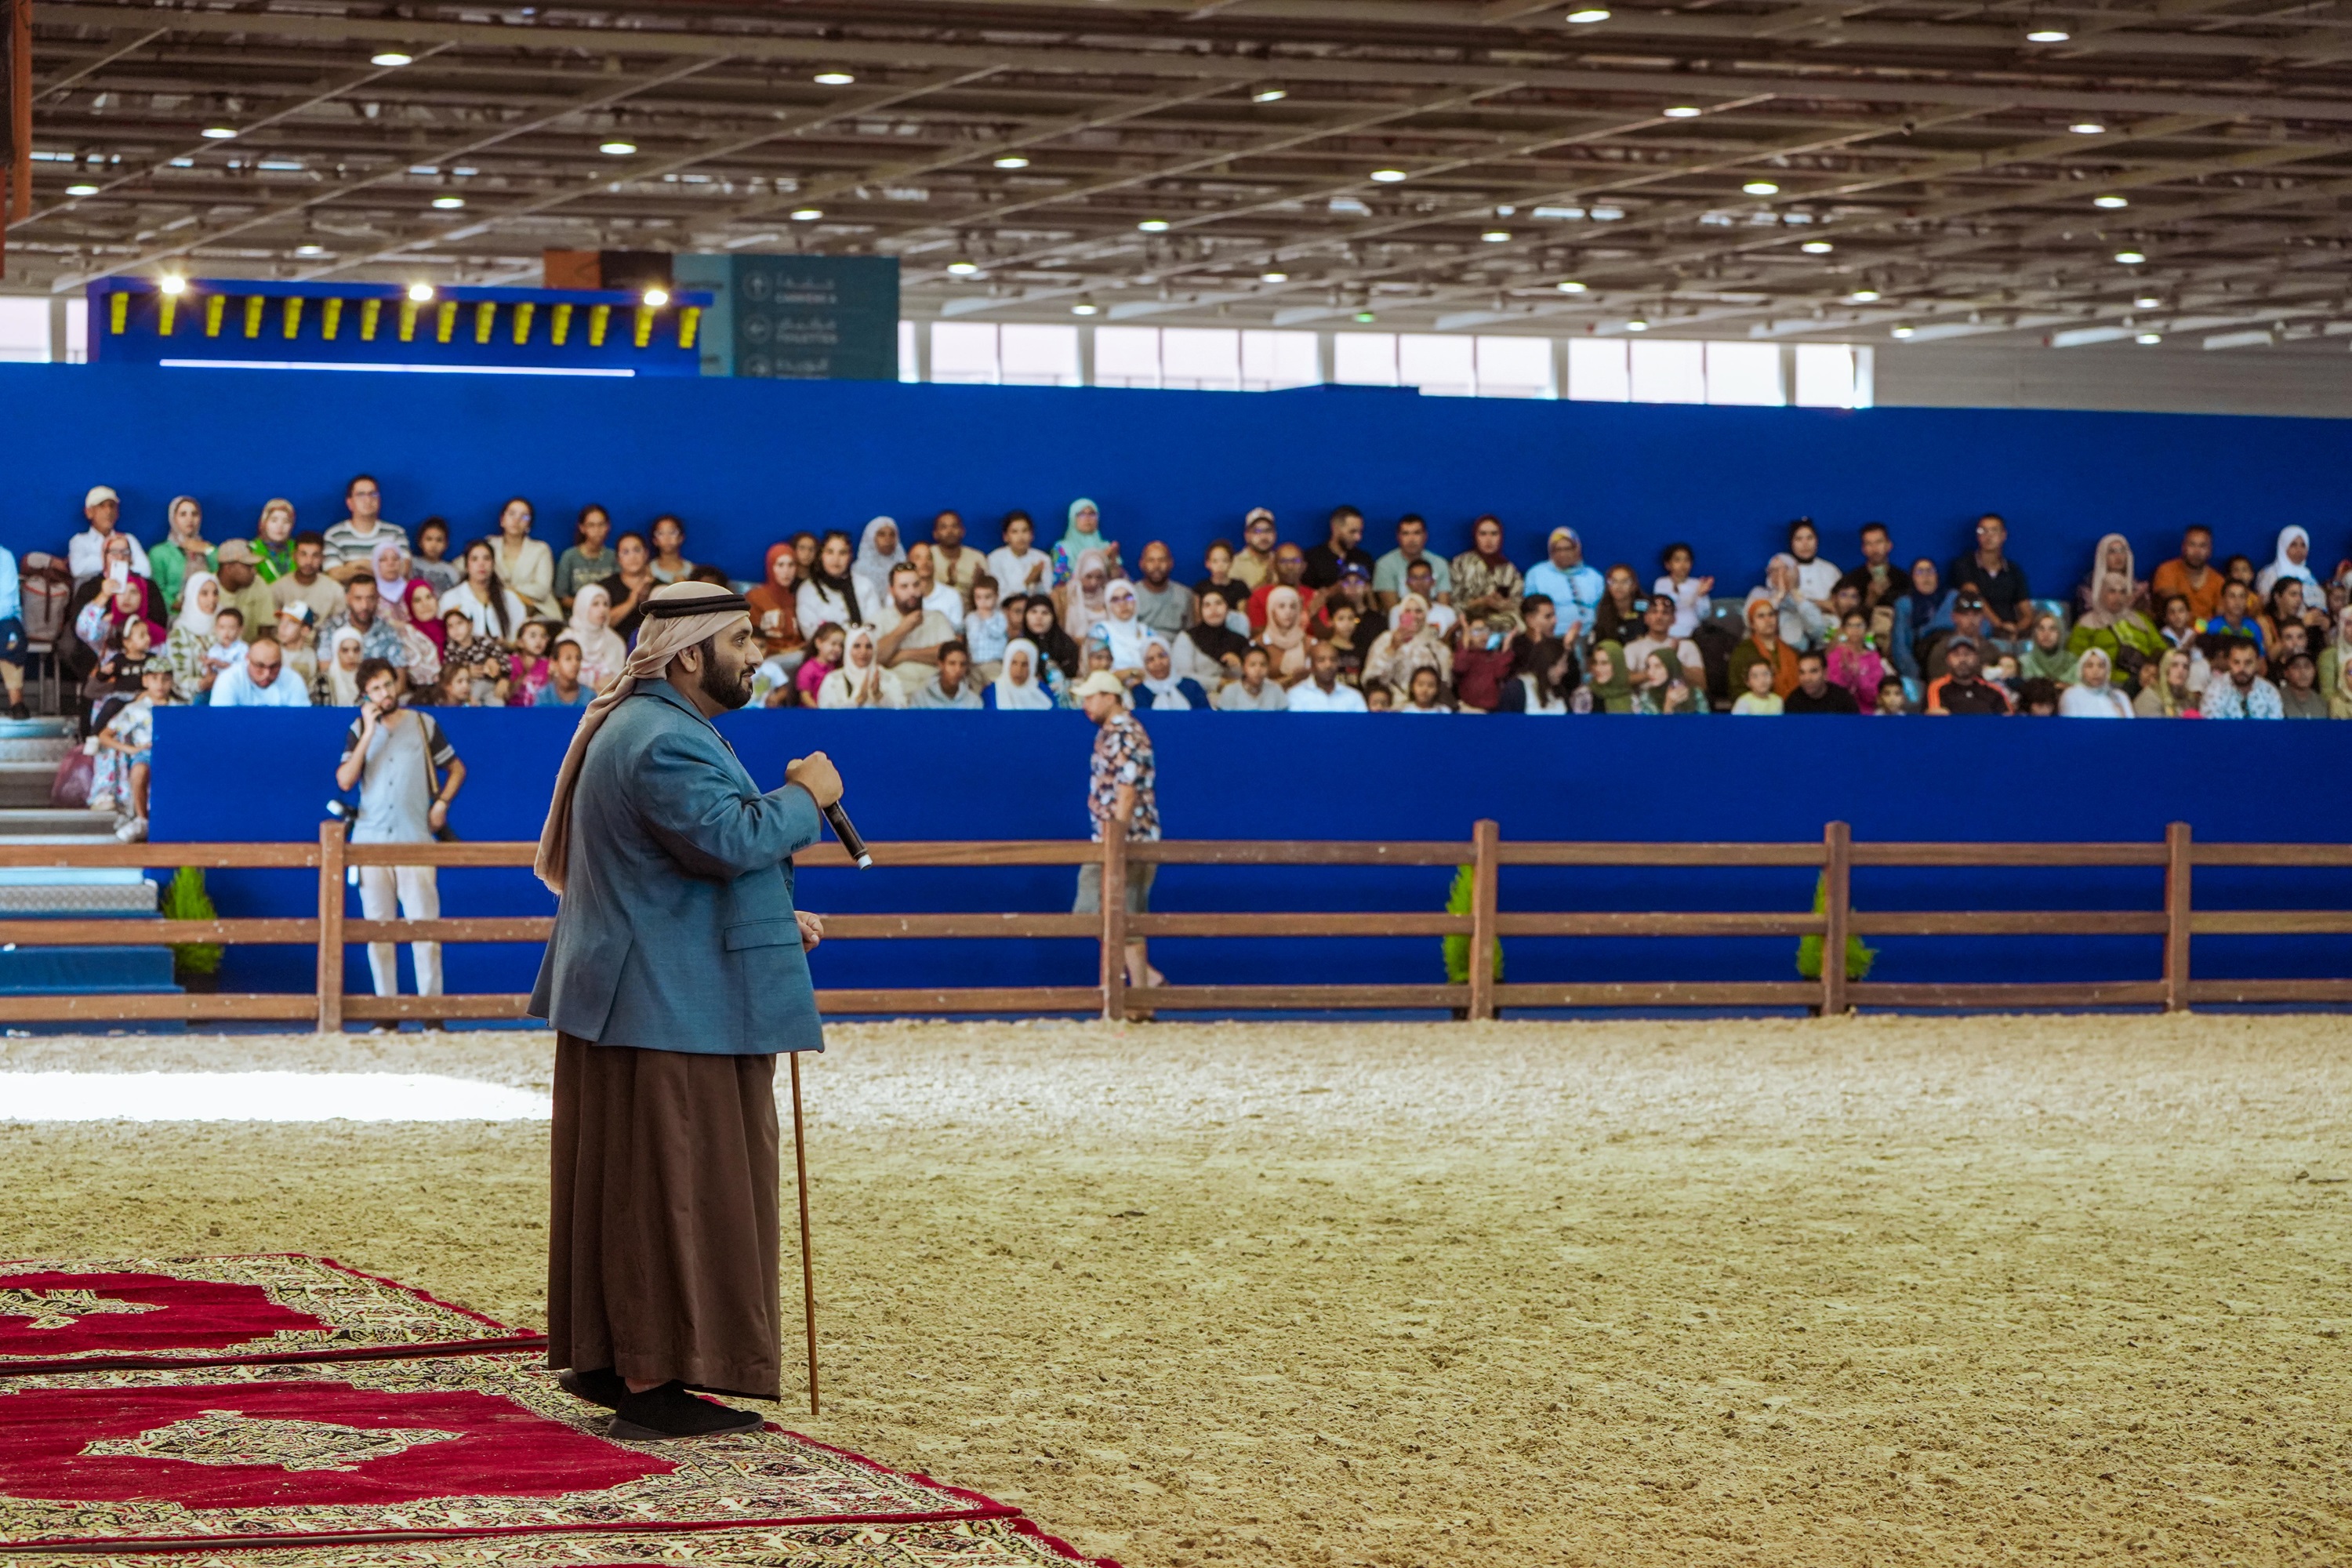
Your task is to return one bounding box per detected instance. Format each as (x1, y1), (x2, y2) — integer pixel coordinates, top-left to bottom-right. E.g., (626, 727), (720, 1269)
(908, 641), (984, 708)
(1131, 541), (1194, 638)
(333, 659), (464, 1005)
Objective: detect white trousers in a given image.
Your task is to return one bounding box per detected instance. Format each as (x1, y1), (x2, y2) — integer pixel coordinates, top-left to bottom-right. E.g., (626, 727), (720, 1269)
(358, 864), (441, 996)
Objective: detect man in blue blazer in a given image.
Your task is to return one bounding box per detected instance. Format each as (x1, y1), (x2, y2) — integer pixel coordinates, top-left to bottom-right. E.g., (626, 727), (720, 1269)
(531, 580), (843, 1441)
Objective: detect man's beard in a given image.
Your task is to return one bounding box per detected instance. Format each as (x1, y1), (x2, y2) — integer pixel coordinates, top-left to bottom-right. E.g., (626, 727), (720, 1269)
(699, 654), (755, 710)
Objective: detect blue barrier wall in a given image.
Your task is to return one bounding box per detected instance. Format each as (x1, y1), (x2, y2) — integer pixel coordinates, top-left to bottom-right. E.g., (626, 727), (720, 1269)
(6, 364), (2351, 597)
(153, 709), (2352, 1007)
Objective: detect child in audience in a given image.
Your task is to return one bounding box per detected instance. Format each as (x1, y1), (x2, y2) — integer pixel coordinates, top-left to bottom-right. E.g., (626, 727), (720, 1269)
(1363, 685), (1394, 712)
(1731, 659), (1784, 714)
(793, 622), (844, 707)
(506, 621), (554, 706)
(412, 517), (460, 595)
(1873, 674), (1911, 715)
(441, 610), (508, 706)
(274, 604), (320, 692)
(204, 608), (249, 692)
(963, 575), (1007, 684)
(534, 636), (592, 709)
(93, 664), (174, 841)
(1399, 666), (1451, 713)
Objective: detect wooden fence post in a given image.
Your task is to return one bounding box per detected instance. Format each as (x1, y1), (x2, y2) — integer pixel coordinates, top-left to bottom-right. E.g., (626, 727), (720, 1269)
(317, 820), (346, 1034)
(1468, 818), (1500, 1022)
(1099, 820), (1127, 1022)
(2163, 820), (2192, 1013)
(1821, 820), (1852, 1017)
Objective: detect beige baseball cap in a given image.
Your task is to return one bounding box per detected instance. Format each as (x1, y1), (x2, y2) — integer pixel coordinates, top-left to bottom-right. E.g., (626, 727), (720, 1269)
(1073, 670), (1127, 701)
(85, 485), (119, 507)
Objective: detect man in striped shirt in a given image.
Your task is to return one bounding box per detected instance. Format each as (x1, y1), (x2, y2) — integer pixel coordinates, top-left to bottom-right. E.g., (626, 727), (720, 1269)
(323, 474), (409, 583)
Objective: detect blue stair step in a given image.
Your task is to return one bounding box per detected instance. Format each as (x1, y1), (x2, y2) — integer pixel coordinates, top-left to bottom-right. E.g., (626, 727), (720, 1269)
(0, 945), (179, 993)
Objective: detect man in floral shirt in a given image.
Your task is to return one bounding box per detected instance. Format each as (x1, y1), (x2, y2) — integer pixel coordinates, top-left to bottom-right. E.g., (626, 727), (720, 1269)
(1072, 669), (1161, 989)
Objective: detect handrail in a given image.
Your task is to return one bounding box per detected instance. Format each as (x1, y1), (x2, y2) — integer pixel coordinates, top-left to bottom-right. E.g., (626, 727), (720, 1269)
(0, 820), (2343, 1026)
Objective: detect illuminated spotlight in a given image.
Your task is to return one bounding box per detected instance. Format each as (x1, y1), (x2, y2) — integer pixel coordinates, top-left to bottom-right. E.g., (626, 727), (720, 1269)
(1072, 296), (1099, 316)
(66, 183), (99, 196)
(1849, 288), (1881, 302)
(1369, 168), (1409, 183)
(158, 274), (188, 296)
(789, 206), (822, 221)
(1624, 317), (1650, 332)
(1565, 7), (1612, 21)
(946, 260), (982, 277)
(1663, 105), (1703, 119)
(1261, 270), (1290, 282)
(1890, 325), (1916, 339)
(2093, 194), (2129, 209)
(1353, 310), (1377, 323)
(1556, 279), (1588, 292)
(1481, 230), (1512, 242)
(2070, 122), (2106, 135)
(2027, 27), (2072, 42)
(1800, 240), (1835, 254)
(1138, 218), (1171, 232)
(201, 125), (238, 140)
(430, 195), (465, 209)
(370, 51), (413, 67)
(2135, 294), (2161, 308)
(642, 288), (670, 307)
(813, 70), (856, 85)
(2136, 332), (2163, 344)
(295, 244), (326, 257)
(599, 140), (637, 156)
(1251, 83), (1287, 103)
(1742, 180), (1780, 196)
(993, 154), (1029, 169)
(2114, 249), (2147, 263)
(406, 281), (435, 303)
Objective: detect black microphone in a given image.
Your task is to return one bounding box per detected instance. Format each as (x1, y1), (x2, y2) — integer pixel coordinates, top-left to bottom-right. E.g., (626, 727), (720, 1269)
(822, 800), (873, 869)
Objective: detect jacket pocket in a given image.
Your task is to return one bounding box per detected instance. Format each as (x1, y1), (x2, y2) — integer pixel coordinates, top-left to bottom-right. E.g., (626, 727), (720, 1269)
(724, 917), (800, 952)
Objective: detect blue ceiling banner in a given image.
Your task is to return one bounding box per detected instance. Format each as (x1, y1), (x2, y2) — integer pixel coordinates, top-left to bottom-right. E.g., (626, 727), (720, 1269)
(85, 278), (710, 377)
(675, 254), (898, 381)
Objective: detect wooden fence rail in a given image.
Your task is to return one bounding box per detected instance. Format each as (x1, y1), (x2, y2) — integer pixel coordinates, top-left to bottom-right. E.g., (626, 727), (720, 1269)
(0, 819), (2343, 1027)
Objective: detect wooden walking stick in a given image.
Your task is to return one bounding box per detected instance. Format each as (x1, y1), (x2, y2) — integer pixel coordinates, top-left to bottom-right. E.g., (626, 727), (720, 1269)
(789, 1051), (819, 1416)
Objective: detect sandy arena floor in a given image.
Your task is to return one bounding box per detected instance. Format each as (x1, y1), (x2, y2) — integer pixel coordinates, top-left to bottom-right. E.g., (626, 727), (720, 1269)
(2, 1016), (2348, 1566)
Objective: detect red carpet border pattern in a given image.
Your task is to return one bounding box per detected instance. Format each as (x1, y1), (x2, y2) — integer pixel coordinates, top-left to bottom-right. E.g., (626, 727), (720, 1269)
(0, 1255), (546, 1375)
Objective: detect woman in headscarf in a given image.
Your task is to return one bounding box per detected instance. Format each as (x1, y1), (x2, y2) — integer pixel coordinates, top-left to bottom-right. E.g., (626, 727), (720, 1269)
(2256, 524), (2321, 598)
(1058, 548), (1113, 644)
(1581, 641), (1635, 713)
(816, 624), (906, 709)
(1450, 514), (1524, 633)
(747, 543), (806, 665)
(390, 605), (443, 691)
(1727, 595), (1799, 699)
(1632, 647), (1704, 715)
(1017, 593), (1082, 681)
(1052, 498), (1117, 585)
(2318, 604), (2352, 718)
(60, 532), (164, 691)
(2133, 646), (2200, 717)
(492, 496), (561, 619)
(1092, 577), (1150, 673)
(1174, 584), (1250, 690)
(403, 581), (446, 655)
(1891, 556), (1952, 682)
(252, 498), (298, 583)
(2017, 609), (2079, 686)
(372, 540), (425, 622)
(987, 638), (1063, 710)
(319, 626), (366, 706)
(1131, 636), (1208, 711)
(797, 529), (867, 632)
(1364, 593), (1451, 702)
(1746, 553), (1828, 651)
(852, 517), (906, 601)
(165, 572), (227, 702)
(2076, 533), (2146, 618)
(2058, 647), (2133, 717)
(2067, 572), (2164, 686)
(1259, 584), (1311, 684)
(148, 495), (215, 615)
(561, 582), (627, 692)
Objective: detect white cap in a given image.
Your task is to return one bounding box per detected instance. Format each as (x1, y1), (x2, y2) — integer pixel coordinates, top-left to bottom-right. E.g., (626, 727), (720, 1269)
(85, 485), (119, 507)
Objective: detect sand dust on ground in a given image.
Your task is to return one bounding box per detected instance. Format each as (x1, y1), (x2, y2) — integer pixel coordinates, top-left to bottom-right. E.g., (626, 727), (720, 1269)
(2, 1015), (2347, 1567)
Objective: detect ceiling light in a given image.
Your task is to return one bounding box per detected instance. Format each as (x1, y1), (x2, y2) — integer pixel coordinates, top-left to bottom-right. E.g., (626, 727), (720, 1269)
(1556, 279), (1588, 292)
(2136, 332), (2162, 344)
(1353, 310), (1377, 323)
(1663, 106), (1703, 119)
(1624, 317), (1649, 332)
(1251, 84), (1287, 103)
(2093, 194), (2129, 209)
(65, 183), (99, 197)
(158, 274), (187, 296)
(430, 195), (465, 209)
(2135, 294), (2161, 308)
(2069, 122), (2105, 134)
(1890, 325), (1915, 339)
(1138, 218), (1171, 232)
(641, 288), (670, 307)
(1481, 230), (1512, 242)
(599, 140), (637, 156)
(789, 206), (822, 221)
(946, 260), (981, 277)
(1565, 7), (1612, 21)
(1800, 240), (1834, 254)
(813, 71), (856, 85)
(295, 244), (325, 257)
(993, 154), (1029, 169)
(1742, 180), (1780, 196)
(1849, 288), (1882, 302)
(2114, 249), (2146, 263)
(370, 51), (413, 67)
(1495, 205), (1516, 216)
(1072, 297), (1098, 316)
(2027, 27), (2072, 42)
(406, 282), (434, 303)
(1369, 168), (1409, 183)
(200, 126), (238, 140)
(1261, 270), (1289, 282)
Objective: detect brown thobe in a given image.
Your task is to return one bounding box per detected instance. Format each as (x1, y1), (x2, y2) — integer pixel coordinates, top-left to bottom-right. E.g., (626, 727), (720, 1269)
(547, 1035), (782, 1399)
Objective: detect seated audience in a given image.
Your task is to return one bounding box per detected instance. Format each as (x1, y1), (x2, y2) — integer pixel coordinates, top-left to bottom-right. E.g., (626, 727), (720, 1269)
(1590, 564), (1642, 648)
(271, 532), (347, 626)
(1245, 543), (1308, 633)
(1727, 597), (1799, 699)
(1786, 519), (1840, 609)
(71, 485), (151, 585)
(319, 626), (367, 705)
(905, 541), (965, 623)
(1173, 586), (1247, 691)
(209, 635), (310, 708)
(445, 539), (530, 642)
(1451, 516), (1524, 633)
(1403, 560), (1452, 636)
(1229, 507), (1279, 589)
(534, 637), (593, 708)
(491, 497), (559, 619)
(1947, 513), (2030, 641)
(321, 575), (410, 679)
(963, 575), (1008, 682)
(1364, 593), (1450, 702)
(2058, 648), (2132, 717)
(2318, 606), (2352, 717)
(1054, 498), (1118, 584)
(322, 474), (407, 581)
(746, 544), (805, 666)
(506, 622), (554, 706)
(875, 563), (959, 695)
(1581, 641), (1633, 713)
(2016, 677), (2063, 717)
(2196, 580), (2267, 661)
(1258, 585), (1311, 684)
(412, 517), (461, 596)
(1302, 505), (1374, 591)
(818, 625), (905, 709)
(1522, 528), (1603, 644)
(648, 513), (695, 584)
(1093, 579), (1152, 677)
(2078, 533), (2147, 619)
(251, 498), (299, 584)
(213, 540), (276, 642)
(149, 495), (214, 614)
(82, 615), (159, 716)
(1824, 611), (1885, 704)
(986, 510), (1053, 599)
(2069, 575), (2164, 686)
(1653, 542), (1713, 637)
(1890, 557), (1952, 681)
(789, 622), (845, 707)
(1926, 635), (2012, 714)
(1314, 563), (1386, 645)
(2256, 524), (2320, 597)
(2018, 610), (2079, 686)
(1623, 593), (1702, 681)
(274, 604), (320, 692)
(1015, 593), (1083, 681)
(797, 531), (867, 633)
(2278, 649), (2328, 717)
(1397, 665), (1451, 714)
(1131, 541), (1193, 637)
(437, 611), (507, 705)
(1632, 648), (1703, 716)
(1450, 611), (1517, 713)
(988, 638), (1067, 710)
(908, 640), (985, 709)
(1286, 642), (1368, 713)
(1834, 523), (1901, 617)
(1748, 554), (1828, 652)
(165, 575), (229, 703)
(1785, 649), (1860, 713)
(2151, 524), (2224, 621)
(1374, 514), (1453, 608)
(593, 531), (658, 640)
(554, 505), (612, 609)
(1131, 637), (1209, 711)
(1061, 547), (1114, 642)
(2134, 648), (2200, 717)
(1732, 659), (1783, 715)
(928, 510), (982, 608)
(1494, 636), (1577, 714)
(1214, 645), (1287, 711)
(1923, 594), (1997, 682)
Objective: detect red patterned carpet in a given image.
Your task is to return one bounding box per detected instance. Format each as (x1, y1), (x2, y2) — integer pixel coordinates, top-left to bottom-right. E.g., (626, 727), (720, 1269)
(0, 1254), (544, 1374)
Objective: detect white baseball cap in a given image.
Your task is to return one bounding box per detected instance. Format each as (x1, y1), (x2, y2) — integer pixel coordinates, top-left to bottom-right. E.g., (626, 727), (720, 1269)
(1073, 670), (1127, 701)
(85, 485), (119, 507)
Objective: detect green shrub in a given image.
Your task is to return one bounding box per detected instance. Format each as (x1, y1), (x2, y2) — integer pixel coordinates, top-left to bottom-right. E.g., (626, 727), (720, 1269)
(1795, 872), (1876, 982)
(1441, 865), (1501, 985)
(161, 865), (223, 980)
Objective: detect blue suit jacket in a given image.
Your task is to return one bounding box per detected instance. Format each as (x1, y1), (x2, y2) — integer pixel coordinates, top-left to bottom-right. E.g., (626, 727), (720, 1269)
(529, 681), (825, 1055)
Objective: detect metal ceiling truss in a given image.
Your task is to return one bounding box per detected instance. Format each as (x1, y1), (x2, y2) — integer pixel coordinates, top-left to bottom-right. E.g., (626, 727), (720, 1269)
(3, 0), (2350, 354)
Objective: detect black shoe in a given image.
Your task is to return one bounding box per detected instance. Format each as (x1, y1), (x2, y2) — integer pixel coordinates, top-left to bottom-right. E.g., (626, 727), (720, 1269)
(6, 703), (24, 721)
(609, 1380), (764, 1440)
(557, 1366), (626, 1410)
